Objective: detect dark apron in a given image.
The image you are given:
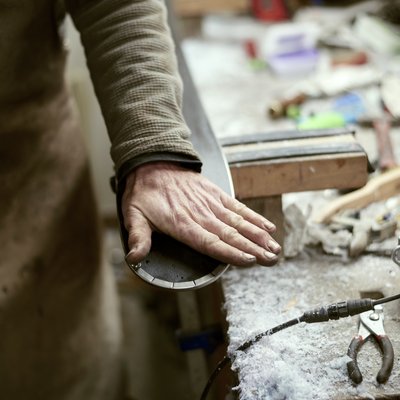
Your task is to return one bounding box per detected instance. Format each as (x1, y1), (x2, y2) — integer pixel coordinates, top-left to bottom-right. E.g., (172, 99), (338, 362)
(0, 1), (123, 398)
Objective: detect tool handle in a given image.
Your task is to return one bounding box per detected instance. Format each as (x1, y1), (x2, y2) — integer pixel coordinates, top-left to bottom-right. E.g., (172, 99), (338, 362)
(373, 118), (397, 171)
(268, 93), (307, 119)
(376, 335), (394, 384)
(347, 336), (364, 384)
(314, 166), (400, 223)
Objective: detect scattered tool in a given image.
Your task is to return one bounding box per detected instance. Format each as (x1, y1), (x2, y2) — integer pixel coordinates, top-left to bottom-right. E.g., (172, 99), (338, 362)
(329, 211), (397, 257)
(331, 50), (369, 67)
(267, 65), (382, 119)
(347, 305), (394, 384)
(314, 167), (400, 224)
(268, 92), (308, 119)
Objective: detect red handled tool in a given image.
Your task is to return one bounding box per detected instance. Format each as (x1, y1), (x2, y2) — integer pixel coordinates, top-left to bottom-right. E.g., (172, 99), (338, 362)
(347, 305), (394, 384)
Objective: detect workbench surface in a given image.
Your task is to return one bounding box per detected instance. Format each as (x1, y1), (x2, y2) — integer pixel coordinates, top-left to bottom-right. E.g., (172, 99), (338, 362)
(183, 29), (400, 400)
(222, 252), (400, 400)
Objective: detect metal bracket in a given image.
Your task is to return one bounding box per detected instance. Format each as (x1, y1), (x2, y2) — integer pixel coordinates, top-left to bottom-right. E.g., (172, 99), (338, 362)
(392, 236), (400, 267)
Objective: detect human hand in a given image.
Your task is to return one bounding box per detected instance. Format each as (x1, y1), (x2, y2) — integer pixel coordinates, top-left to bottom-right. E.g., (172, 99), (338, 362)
(122, 162), (281, 267)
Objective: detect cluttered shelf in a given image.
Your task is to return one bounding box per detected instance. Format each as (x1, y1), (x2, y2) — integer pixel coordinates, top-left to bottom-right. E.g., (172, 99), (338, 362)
(181, 1), (400, 399)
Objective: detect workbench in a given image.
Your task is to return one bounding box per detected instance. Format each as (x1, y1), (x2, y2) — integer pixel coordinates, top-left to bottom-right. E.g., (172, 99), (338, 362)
(182, 33), (400, 400)
(223, 251), (400, 400)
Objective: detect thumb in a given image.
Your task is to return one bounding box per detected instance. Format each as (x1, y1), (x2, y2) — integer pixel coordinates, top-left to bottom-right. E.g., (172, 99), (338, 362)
(124, 208), (153, 266)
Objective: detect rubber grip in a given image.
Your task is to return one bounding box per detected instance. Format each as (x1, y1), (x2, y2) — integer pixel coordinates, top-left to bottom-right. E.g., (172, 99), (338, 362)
(376, 335), (394, 384)
(347, 336), (364, 384)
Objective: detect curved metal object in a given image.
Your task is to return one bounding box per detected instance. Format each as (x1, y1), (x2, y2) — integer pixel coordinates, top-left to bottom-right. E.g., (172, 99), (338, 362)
(392, 237), (400, 267)
(124, 232), (229, 290)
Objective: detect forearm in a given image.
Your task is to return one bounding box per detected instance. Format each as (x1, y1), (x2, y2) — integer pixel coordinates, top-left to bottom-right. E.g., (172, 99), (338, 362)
(66, 0), (201, 174)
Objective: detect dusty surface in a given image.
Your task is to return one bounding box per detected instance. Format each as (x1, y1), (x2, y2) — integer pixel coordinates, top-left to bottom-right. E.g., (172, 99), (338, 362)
(222, 252), (400, 400)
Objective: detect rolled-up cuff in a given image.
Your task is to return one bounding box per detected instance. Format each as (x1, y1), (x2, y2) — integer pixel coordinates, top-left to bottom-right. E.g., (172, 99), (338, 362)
(110, 152), (202, 194)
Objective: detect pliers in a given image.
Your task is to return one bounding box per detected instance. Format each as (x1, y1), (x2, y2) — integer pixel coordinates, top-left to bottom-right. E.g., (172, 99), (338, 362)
(347, 305), (394, 384)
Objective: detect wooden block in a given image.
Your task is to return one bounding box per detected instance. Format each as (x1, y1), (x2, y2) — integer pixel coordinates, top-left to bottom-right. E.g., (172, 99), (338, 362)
(222, 129), (369, 199)
(230, 153), (368, 199)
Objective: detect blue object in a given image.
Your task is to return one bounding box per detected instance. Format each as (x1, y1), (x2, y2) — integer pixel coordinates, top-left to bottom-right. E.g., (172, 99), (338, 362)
(176, 325), (224, 354)
(333, 92), (365, 124)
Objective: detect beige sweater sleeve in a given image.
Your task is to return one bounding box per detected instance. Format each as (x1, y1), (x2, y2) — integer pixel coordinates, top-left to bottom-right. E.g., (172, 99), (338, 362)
(65, 0), (201, 173)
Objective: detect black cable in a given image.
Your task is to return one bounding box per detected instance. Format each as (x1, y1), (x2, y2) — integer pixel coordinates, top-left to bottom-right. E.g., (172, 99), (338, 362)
(200, 293), (400, 400)
(200, 355), (230, 400)
(236, 317), (302, 352)
(200, 317), (302, 400)
(373, 293), (400, 306)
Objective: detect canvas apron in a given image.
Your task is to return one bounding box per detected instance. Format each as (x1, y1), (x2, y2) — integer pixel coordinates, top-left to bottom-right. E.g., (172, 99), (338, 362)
(0, 1), (123, 398)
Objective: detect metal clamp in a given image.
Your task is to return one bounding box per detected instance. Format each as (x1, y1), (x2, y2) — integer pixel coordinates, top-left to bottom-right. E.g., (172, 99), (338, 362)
(392, 236), (400, 267)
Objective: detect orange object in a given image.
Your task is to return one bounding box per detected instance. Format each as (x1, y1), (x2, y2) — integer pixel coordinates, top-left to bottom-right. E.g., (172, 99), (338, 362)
(332, 51), (368, 67)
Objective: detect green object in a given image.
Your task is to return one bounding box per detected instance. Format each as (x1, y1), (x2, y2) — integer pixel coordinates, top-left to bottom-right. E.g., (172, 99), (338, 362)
(248, 58), (267, 71)
(286, 104), (301, 119)
(297, 111), (346, 130)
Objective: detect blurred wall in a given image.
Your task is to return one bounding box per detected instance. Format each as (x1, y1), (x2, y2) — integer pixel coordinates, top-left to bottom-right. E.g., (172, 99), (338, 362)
(65, 17), (116, 218)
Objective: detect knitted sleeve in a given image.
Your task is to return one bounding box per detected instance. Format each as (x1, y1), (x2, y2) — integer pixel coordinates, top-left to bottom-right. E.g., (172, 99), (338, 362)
(65, 0), (201, 174)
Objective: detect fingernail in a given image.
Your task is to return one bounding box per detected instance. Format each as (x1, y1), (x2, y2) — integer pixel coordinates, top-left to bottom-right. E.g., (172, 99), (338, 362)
(125, 248), (137, 264)
(264, 251), (277, 259)
(264, 221), (275, 230)
(242, 253), (257, 263)
(268, 240), (281, 252)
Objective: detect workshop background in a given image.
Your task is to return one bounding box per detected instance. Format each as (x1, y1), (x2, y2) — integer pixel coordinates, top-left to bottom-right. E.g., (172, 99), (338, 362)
(66, 0), (400, 399)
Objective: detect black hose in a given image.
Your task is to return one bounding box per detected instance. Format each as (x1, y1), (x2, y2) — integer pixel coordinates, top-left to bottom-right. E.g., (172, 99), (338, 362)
(201, 293), (400, 400)
(373, 293), (400, 306)
(200, 317), (302, 400)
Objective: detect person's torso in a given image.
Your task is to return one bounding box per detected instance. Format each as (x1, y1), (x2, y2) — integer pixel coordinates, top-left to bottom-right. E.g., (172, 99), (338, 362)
(0, 0), (66, 110)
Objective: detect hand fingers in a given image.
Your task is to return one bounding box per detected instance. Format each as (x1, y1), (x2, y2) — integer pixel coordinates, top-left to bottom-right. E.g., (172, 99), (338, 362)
(124, 208), (153, 265)
(199, 215), (279, 266)
(219, 192), (277, 233)
(212, 206), (280, 253)
(121, 165), (282, 268)
(203, 190), (281, 254)
(200, 210), (281, 265)
(230, 213), (281, 254)
(172, 219), (262, 267)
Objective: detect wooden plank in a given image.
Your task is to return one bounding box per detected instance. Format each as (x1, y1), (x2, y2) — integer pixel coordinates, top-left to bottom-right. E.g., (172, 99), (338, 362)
(172, 0), (249, 16)
(223, 133), (365, 164)
(230, 153), (368, 199)
(219, 127), (356, 146)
